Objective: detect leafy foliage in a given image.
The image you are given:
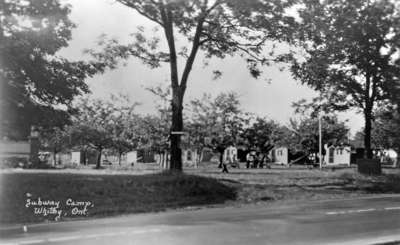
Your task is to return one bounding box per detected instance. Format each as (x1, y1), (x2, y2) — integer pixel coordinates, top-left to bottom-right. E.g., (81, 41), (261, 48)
(39, 127), (70, 165)
(288, 0), (400, 158)
(0, 0), (105, 140)
(186, 92), (250, 150)
(358, 106), (400, 152)
(89, 0), (297, 77)
(70, 96), (140, 167)
(241, 117), (284, 152)
(281, 116), (350, 155)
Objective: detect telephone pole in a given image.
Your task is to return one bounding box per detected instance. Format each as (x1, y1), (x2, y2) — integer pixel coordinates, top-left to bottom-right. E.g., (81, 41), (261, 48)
(319, 113), (323, 169)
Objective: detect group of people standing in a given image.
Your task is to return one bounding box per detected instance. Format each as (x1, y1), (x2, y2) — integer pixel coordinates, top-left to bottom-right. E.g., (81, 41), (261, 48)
(246, 150), (268, 169)
(217, 146), (270, 173)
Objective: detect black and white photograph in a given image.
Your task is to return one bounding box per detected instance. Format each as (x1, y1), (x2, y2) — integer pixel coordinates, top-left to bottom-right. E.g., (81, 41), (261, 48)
(1, 0), (400, 244)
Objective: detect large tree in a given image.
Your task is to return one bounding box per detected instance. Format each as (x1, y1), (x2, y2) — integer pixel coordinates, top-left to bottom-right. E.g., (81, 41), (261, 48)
(289, 0), (400, 159)
(213, 92), (251, 145)
(0, 0), (103, 140)
(107, 94), (141, 165)
(40, 127), (70, 165)
(88, 0), (297, 171)
(186, 92), (250, 165)
(241, 117), (283, 153)
(71, 98), (115, 169)
(281, 116), (350, 158)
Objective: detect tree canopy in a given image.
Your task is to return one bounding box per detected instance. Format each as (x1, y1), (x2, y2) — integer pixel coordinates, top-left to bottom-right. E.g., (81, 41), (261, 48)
(289, 0), (400, 158)
(70, 95), (143, 167)
(186, 92), (250, 151)
(283, 116), (349, 155)
(0, 0), (104, 140)
(241, 117), (284, 152)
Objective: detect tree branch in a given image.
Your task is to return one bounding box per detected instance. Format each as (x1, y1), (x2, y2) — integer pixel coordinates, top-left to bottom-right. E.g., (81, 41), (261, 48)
(117, 0), (164, 27)
(159, 2), (179, 89)
(179, 12), (208, 97)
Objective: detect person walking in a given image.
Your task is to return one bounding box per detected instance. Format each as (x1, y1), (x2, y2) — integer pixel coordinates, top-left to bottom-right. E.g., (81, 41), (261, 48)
(216, 144), (225, 169)
(258, 152), (264, 168)
(222, 147), (229, 173)
(246, 151), (254, 169)
(253, 152), (259, 168)
(222, 160), (229, 173)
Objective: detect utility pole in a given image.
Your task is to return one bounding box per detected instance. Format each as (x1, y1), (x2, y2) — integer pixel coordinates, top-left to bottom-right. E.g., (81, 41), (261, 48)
(319, 113), (323, 169)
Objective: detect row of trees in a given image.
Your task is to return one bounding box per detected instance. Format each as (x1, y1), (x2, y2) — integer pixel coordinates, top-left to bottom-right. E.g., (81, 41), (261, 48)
(41, 89), (353, 168)
(40, 95), (162, 168)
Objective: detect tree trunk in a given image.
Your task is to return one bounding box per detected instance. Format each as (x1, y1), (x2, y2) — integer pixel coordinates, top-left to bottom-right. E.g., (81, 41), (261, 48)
(160, 5), (203, 171)
(364, 108), (373, 159)
(198, 148), (203, 166)
(170, 92), (183, 171)
(53, 149), (57, 166)
(96, 148), (102, 169)
(83, 149), (87, 165)
(118, 152), (122, 166)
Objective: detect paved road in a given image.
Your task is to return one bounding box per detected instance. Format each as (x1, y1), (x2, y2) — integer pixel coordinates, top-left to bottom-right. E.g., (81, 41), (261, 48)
(1, 195), (400, 245)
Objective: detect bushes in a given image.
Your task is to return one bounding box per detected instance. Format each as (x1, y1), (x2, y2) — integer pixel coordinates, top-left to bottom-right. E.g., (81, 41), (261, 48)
(0, 157), (56, 169)
(0, 157), (29, 169)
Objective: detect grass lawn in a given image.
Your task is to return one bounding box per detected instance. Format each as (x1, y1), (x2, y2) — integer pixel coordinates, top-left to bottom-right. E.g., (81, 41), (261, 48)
(189, 164), (400, 204)
(0, 171), (236, 225)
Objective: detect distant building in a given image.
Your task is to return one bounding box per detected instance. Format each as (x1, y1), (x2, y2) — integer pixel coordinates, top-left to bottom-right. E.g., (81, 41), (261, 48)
(0, 128), (40, 167)
(126, 151), (137, 165)
(324, 144), (351, 166)
(71, 151), (81, 165)
(269, 147), (289, 165)
(223, 146), (238, 163)
(137, 149), (155, 163)
(1, 140), (31, 159)
(182, 148), (199, 167)
(154, 151), (169, 169)
(155, 148), (202, 169)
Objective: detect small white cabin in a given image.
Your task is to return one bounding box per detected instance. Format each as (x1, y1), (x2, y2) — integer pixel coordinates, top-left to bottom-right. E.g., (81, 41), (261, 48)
(71, 151), (81, 165)
(223, 146), (238, 163)
(269, 147), (289, 165)
(182, 148), (199, 167)
(324, 144), (351, 166)
(126, 151), (137, 165)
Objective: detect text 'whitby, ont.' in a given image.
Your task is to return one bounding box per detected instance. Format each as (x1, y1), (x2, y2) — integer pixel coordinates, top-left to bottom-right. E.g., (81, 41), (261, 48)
(25, 194), (94, 221)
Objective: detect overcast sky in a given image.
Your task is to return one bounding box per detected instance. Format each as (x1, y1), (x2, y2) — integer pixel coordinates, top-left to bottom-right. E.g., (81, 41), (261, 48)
(58, 0), (364, 134)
